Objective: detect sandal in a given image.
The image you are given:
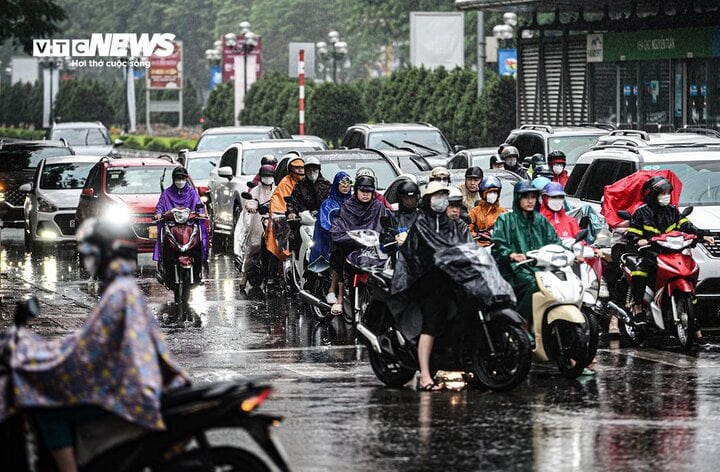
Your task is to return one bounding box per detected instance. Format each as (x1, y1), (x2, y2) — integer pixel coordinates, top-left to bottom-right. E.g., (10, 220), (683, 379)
(331, 303), (343, 316)
(416, 380), (442, 391)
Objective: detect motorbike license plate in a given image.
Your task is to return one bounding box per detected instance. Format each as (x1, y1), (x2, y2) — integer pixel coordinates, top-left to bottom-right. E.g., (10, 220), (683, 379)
(148, 226), (158, 239)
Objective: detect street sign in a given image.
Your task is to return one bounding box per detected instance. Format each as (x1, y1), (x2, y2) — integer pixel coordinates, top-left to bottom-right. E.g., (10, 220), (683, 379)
(148, 40), (183, 89)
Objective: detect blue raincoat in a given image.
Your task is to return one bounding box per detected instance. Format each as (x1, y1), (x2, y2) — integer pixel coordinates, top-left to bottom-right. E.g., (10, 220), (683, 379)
(309, 172), (351, 268)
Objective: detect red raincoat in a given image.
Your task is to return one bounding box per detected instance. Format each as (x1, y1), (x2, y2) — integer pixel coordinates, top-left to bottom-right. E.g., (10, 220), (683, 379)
(539, 196), (580, 239)
(551, 171), (569, 188)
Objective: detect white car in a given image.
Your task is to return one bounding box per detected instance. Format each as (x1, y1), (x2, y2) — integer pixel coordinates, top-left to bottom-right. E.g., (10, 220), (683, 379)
(20, 155), (101, 250)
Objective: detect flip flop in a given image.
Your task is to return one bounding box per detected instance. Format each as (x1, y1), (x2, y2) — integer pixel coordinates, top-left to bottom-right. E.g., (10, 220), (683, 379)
(331, 303), (343, 316)
(416, 380), (442, 391)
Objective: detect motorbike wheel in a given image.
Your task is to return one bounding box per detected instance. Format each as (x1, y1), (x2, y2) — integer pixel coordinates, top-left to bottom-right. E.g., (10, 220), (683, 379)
(157, 446), (270, 471)
(672, 294), (697, 352)
(365, 302), (416, 388)
(551, 321), (589, 379)
(618, 320), (647, 347)
(307, 275), (333, 322)
(582, 308), (601, 365)
(472, 322), (531, 391)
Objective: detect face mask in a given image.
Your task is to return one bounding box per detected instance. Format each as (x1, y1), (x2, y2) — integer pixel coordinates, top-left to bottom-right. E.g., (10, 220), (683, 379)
(658, 194), (671, 206)
(430, 194), (449, 213)
(505, 158), (517, 168)
(547, 197), (565, 212)
(174, 179), (187, 189)
(552, 164), (564, 175)
(306, 170), (319, 182)
(485, 191), (499, 205)
(261, 176), (274, 186)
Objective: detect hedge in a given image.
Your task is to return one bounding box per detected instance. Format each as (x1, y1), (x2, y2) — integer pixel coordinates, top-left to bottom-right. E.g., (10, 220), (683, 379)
(0, 127), (46, 140)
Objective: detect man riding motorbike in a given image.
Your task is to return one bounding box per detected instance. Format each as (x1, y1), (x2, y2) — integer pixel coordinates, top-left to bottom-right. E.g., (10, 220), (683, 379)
(390, 182), (473, 391)
(526, 153), (546, 179)
(286, 156), (331, 256)
(2, 218), (189, 472)
(429, 166), (451, 186)
(266, 156), (304, 263)
(250, 154), (278, 186)
(501, 146), (529, 179)
(457, 166), (483, 211)
(626, 176), (715, 344)
(356, 167), (392, 209)
(468, 176), (507, 240)
(548, 150), (570, 188)
(492, 180), (560, 322)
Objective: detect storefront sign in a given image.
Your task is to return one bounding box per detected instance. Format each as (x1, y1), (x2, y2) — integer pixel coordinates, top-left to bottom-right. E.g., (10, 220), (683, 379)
(690, 84), (698, 97)
(148, 40), (182, 89)
(599, 27), (720, 62)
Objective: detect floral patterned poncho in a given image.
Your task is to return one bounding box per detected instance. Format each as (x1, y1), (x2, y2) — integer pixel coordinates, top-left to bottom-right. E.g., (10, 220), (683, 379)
(0, 260), (190, 430)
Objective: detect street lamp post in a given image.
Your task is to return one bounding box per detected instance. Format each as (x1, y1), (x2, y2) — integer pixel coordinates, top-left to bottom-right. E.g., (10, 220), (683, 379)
(493, 12), (517, 50)
(316, 31), (348, 83)
(39, 55), (64, 126)
(224, 23), (258, 94)
(204, 46), (222, 91)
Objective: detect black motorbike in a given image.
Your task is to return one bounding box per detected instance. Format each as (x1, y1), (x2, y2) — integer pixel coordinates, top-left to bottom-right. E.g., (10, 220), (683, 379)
(354, 237), (532, 392)
(0, 298), (291, 472)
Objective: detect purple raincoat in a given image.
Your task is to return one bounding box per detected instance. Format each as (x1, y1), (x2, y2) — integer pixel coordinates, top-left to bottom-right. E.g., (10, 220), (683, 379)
(153, 183), (208, 262)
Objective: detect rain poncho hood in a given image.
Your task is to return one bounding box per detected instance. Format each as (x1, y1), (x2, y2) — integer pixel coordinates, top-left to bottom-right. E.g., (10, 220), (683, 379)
(310, 172), (352, 265)
(153, 183), (208, 262)
(0, 260), (189, 430)
(539, 195), (580, 239)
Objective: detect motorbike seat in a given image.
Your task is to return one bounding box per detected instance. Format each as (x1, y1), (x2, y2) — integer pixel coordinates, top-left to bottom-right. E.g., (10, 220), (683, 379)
(162, 381), (242, 409)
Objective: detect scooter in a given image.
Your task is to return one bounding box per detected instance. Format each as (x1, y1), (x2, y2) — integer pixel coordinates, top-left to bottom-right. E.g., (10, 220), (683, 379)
(284, 204), (316, 295)
(354, 233), (532, 392)
(0, 297), (291, 472)
(158, 206), (205, 316)
(613, 208), (701, 351)
(238, 191), (271, 290)
(520, 229), (595, 379)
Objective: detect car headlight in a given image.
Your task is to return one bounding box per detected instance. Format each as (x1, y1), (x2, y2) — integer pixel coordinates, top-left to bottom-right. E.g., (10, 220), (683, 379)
(105, 203), (131, 223)
(37, 196), (58, 213)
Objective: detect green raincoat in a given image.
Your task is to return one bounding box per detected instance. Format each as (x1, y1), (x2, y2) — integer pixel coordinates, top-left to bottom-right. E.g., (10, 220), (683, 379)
(492, 186), (560, 320)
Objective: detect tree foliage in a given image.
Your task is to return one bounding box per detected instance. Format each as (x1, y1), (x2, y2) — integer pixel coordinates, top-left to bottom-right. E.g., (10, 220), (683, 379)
(53, 79), (114, 124)
(0, 0), (67, 52)
(478, 73), (516, 147)
(306, 82), (367, 147)
(203, 82), (234, 129)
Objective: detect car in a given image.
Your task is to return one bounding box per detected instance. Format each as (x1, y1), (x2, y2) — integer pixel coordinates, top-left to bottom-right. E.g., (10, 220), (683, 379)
(19, 155), (101, 250)
(291, 134), (329, 150)
(183, 152), (218, 205)
(0, 140), (75, 228)
(207, 139), (322, 239)
(566, 141), (720, 325)
(447, 147), (498, 170)
(46, 121), (122, 157)
(340, 123), (463, 168)
(75, 155), (182, 254)
(504, 123), (613, 171)
(187, 126), (291, 155)
(379, 149), (431, 174)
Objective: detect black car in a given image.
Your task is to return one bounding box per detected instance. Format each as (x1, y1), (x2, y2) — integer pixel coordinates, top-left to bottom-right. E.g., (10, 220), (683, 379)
(0, 140), (74, 227)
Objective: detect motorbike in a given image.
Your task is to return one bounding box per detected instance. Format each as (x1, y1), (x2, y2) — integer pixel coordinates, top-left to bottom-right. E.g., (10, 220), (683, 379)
(283, 196), (316, 296)
(612, 207), (701, 351)
(238, 191), (271, 290)
(519, 229), (596, 379)
(353, 232), (532, 392)
(158, 206), (205, 314)
(0, 297), (291, 472)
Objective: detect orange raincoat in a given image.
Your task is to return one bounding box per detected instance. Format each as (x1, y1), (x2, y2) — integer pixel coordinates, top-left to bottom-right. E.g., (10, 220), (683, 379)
(266, 173), (303, 260)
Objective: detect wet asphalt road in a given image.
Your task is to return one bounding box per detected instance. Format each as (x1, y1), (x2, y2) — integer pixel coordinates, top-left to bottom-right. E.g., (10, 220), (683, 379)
(2, 227), (720, 471)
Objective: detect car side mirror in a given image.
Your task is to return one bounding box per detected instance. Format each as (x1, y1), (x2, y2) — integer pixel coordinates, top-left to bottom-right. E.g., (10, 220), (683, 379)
(680, 206), (694, 218)
(217, 166), (233, 179)
(453, 144), (466, 153)
(80, 188), (95, 199)
(617, 210), (632, 221)
(241, 192), (253, 200)
(18, 183), (33, 193)
(178, 149), (189, 166)
(113, 138), (124, 147)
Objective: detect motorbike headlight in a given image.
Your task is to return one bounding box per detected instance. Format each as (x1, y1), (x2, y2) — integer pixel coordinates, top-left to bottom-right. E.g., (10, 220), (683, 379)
(172, 208), (191, 224)
(37, 196), (58, 213)
(551, 253), (570, 267)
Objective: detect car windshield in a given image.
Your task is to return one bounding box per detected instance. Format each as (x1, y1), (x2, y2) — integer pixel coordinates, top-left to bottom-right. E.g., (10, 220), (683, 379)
(105, 167), (174, 195)
(186, 157), (217, 181)
(196, 133), (267, 151)
(321, 159), (398, 191)
(471, 153), (495, 169)
(0, 147), (74, 172)
(40, 162), (95, 190)
(641, 161), (720, 206)
(50, 128), (110, 146)
(549, 136), (602, 165)
(368, 130), (450, 155)
(241, 146), (320, 174)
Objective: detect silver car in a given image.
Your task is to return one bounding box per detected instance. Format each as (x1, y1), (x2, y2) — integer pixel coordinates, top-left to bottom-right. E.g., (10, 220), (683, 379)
(46, 122), (122, 157)
(20, 155), (101, 250)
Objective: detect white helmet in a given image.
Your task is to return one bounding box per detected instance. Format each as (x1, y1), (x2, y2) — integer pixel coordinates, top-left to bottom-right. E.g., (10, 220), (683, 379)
(305, 156), (321, 168)
(355, 167), (376, 180)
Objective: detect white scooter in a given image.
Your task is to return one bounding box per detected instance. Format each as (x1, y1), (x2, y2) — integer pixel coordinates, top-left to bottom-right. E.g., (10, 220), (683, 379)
(285, 206), (316, 295)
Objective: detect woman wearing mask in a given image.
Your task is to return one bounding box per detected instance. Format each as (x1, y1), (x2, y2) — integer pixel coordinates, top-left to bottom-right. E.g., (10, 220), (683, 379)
(468, 176), (507, 243)
(548, 150), (569, 188)
(538, 182), (579, 239)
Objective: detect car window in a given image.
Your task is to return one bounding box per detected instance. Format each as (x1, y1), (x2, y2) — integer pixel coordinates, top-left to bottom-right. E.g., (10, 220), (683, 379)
(196, 133), (268, 151)
(186, 157), (217, 181)
(447, 153), (468, 169)
(641, 161), (720, 206)
(40, 162), (95, 190)
(321, 159), (399, 190)
(240, 146), (320, 175)
(105, 167), (174, 195)
(50, 128), (110, 146)
(506, 133), (544, 159)
(0, 148), (73, 171)
(470, 154), (494, 169)
(368, 130), (450, 155)
(580, 160), (622, 202)
(86, 165), (101, 192)
(548, 136), (602, 166)
(565, 163), (588, 196)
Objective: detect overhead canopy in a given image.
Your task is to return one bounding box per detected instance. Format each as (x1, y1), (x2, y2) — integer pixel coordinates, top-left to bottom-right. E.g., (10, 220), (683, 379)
(455, 0), (719, 13)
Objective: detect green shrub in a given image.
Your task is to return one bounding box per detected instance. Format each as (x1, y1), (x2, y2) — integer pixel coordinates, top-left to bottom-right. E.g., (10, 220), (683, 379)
(0, 127), (46, 140)
(171, 139), (195, 153)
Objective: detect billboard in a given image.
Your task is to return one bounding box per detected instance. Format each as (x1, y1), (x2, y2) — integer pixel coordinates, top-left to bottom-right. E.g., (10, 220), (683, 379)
(147, 40), (182, 89)
(410, 12), (464, 69)
(222, 35), (262, 83)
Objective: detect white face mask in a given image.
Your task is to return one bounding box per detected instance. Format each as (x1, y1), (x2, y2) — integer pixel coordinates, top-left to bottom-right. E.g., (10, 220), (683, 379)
(547, 197), (565, 212)
(485, 191), (499, 205)
(174, 179), (187, 189)
(306, 170), (319, 182)
(430, 194), (449, 213)
(261, 176), (274, 186)
(658, 194), (671, 206)
(552, 164), (565, 175)
(505, 158), (517, 168)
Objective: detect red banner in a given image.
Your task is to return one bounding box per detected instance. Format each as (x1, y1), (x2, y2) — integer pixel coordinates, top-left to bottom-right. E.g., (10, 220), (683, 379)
(222, 35), (262, 83)
(148, 40), (183, 89)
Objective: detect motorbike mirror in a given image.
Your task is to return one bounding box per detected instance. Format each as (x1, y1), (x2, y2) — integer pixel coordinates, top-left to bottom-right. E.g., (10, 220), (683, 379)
(241, 191), (253, 200)
(575, 228), (589, 243)
(617, 210), (632, 221)
(258, 203), (269, 215)
(14, 296), (40, 327)
(579, 215), (590, 229)
(680, 206), (694, 218)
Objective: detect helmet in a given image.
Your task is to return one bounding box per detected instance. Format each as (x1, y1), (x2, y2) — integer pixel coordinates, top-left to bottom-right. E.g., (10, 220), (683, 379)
(431, 166), (450, 179)
(397, 180), (420, 198)
(533, 164), (554, 178)
(498, 144), (506, 155)
(259, 164), (275, 177)
(548, 150), (567, 165)
(423, 181), (450, 197)
(305, 156), (321, 169)
(542, 182), (566, 197)
(356, 167), (376, 180)
(501, 146), (520, 159)
(514, 180), (540, 197)
(76, 217), (137, 279)
(489, 154), (502, 168)
(530, 153), (546, 166)
(172, 167), (189, 179)
(354, 175), (376, 191)
(448, 186), (463, 205)
(642, 176), (673, 201)
(479, 176), (502, 192)
(261, 154), (278, 166)
(465, 166), (483, 179)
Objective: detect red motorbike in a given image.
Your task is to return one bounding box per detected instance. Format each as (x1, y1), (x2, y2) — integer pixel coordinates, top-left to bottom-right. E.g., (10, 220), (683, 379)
(615, 208), (700, 351)
(159, 207), (205, 312)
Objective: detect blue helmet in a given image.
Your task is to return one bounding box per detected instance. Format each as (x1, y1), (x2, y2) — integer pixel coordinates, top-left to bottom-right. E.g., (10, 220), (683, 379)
(542, 181), (566, 197)
(479, 176), (502, 192)
(514, 180), (540, 197)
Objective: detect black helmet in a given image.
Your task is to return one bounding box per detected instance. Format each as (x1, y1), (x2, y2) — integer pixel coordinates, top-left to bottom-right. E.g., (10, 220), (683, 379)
(533, 164), (554, 178)
(465, 166), (483, 179)
(261, 154), (278, 166)
(397, 180), (420, 198)
(514, 180), (540, 198)
(530, 153), (546, 166)
(354, 175), (376, 191)
(76, 217), (137, 279)
(642, 176), (673, 202)
(548, 150), (567, 165)
(172, 167), (189, 179)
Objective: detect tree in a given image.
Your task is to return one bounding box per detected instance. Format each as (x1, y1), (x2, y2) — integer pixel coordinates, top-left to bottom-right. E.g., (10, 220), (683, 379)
(478, 73), (516, 146)
(203, 82), (233, 129)
(307, 83), (366, 147)
(53, 79), (113, 125)
(0, 0), (66, 52)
